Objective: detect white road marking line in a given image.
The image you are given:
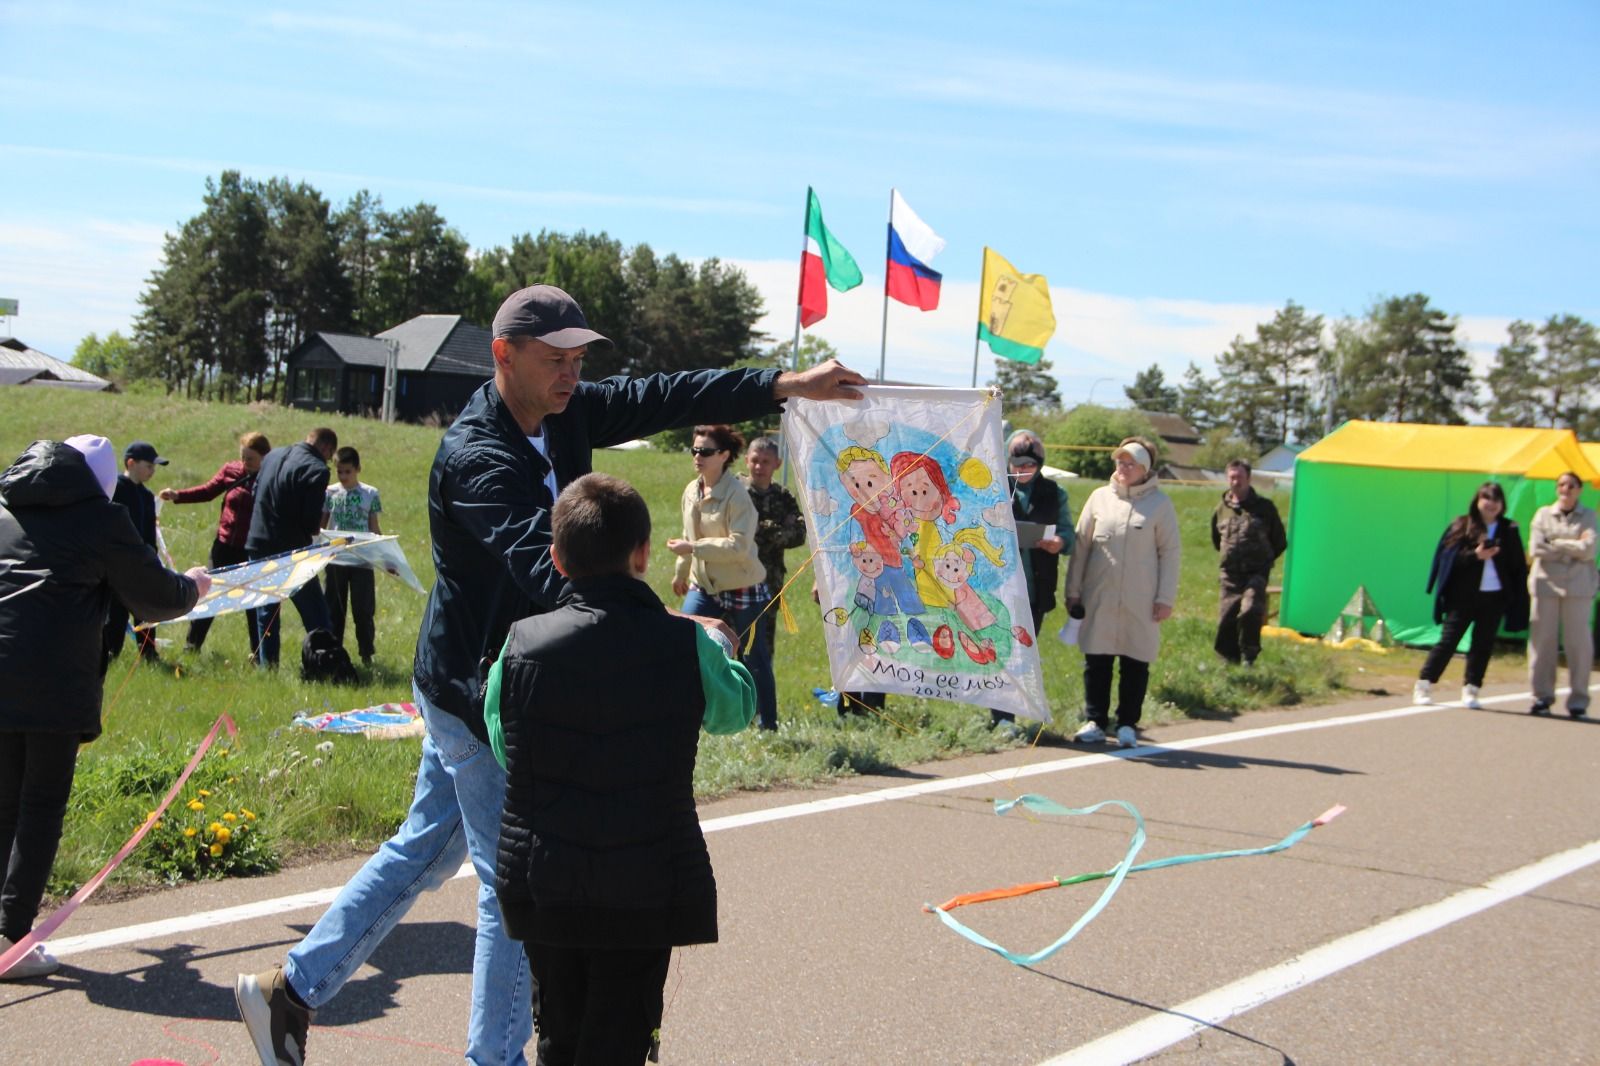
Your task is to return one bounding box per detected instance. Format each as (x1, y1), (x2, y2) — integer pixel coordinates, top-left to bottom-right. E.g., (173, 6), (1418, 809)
(1040, 838), (1600, 1066)
(45, 686), (1557, 959)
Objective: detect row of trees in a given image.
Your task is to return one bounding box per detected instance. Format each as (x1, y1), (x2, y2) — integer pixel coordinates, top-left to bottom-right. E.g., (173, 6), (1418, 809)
(88, 172), (768, 400)
(1016, 298), (1597, 460)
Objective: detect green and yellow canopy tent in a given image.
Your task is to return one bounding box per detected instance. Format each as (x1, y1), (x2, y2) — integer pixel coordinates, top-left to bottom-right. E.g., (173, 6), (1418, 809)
(1280, 422), (1600, 646)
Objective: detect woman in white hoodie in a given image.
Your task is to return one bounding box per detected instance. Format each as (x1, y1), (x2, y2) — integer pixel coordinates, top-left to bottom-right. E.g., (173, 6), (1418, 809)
(1064, 437), (1181, 748)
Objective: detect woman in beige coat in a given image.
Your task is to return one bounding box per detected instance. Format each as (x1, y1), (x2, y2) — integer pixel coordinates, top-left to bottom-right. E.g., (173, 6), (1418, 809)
(1064, 438), (1181, 747)
(1526, 471), (1597, 717)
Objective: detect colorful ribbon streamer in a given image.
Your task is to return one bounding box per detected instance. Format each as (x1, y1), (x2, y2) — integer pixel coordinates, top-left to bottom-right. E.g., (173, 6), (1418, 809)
(0, 714), (238, 979)
(924, 794), (1346, 966)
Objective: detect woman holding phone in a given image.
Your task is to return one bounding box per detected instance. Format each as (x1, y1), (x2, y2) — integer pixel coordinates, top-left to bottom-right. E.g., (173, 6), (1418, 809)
(1414, 481), (1528, 709)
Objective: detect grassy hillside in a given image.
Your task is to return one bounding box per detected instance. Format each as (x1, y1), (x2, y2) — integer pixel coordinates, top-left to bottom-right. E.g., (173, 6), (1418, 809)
(2, 387), (1461, 892)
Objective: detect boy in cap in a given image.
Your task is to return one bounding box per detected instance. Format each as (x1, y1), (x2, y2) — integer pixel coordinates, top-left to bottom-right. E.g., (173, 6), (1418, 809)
(486, 472), (754, 1064)
(103, 440), (168, 666)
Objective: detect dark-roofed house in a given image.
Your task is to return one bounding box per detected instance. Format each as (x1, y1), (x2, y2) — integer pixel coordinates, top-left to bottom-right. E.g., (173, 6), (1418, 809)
(0, 338), (115, 391)
(283, 315), (493, 422)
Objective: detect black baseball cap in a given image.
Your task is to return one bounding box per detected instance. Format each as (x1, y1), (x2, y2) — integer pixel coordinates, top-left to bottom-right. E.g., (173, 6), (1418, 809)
(124, 440), (168, 465)
(491, 285), (613, 349)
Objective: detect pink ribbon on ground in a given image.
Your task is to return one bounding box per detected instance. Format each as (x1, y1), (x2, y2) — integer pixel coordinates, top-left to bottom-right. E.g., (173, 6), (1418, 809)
(0, 714), (238, 978)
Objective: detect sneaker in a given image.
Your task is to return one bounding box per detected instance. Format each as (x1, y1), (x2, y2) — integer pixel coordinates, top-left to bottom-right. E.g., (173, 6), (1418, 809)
(1073, 721), (1106, 744)
(1571, 706), (1590, 720)
(1412, 680), (1432, 705)
(876, 620), (901, 653)
(0, 935), (60, 980)
(906, 617), (933, 653)
(1116, 725), (1137, 748)
(236, 966), (314, 1066)
(1461, 685), (1481, 710)
(1530, 699), (1554, 716)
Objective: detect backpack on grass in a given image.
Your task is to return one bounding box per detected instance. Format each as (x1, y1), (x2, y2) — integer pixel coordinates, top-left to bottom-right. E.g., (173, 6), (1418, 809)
(301, 628), (359, 685)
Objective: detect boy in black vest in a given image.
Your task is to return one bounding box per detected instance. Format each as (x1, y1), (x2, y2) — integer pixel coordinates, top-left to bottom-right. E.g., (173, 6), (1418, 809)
(486, 472), (755, 1065)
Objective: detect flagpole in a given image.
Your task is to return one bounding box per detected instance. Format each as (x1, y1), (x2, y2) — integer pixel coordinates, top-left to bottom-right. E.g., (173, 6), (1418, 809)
(972, 246), (985, 388)
(877, 187), (893, 383)
(784, 187), (810, 490)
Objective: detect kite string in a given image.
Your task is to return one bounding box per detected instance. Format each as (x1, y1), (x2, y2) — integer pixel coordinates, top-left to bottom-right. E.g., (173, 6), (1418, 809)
(923, 797), (1346, 966)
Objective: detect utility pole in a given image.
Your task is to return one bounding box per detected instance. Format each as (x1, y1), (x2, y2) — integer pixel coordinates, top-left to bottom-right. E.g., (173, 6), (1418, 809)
(381, 338), (399, 423)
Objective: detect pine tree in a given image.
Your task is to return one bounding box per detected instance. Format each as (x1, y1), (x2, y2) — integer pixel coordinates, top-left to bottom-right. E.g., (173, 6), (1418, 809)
(1123, 363), (1180, 412)
(989, 356), (1062, 414)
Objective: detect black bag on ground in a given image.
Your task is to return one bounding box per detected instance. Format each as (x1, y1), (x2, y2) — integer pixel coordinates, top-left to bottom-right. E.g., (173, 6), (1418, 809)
(301, 628), (359, 684)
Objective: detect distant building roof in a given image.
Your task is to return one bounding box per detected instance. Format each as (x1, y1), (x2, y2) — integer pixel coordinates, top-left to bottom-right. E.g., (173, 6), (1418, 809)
(1158, 463), (1226, 484)
(1256, 443), (1306, 473)
(1134, 410), (1202, 444)
(0, 338), (114, 390)
(296, 316), (494, 377)
(378, 315), (493, 376)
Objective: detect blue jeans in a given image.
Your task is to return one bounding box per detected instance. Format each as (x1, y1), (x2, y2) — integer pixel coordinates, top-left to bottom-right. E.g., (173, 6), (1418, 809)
(682, 586), (775, 729)
(254, 574), (333, 668)
(284, 684), (533, 1066)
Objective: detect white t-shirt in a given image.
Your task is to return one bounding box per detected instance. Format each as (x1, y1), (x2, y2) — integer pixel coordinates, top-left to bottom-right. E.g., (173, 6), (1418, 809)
(324, 482), (382, 532)
(1479, 519), (1502, 592)
(526, 429), (559, 501)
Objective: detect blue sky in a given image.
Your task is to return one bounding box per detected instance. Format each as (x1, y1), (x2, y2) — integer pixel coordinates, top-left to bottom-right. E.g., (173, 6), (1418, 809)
(4, 1), (1597, 400)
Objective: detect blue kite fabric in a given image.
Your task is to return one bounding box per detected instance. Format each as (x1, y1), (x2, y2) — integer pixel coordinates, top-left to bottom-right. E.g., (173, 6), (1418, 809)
(782, 385), (1049, 721)
(293, 701), (422, 738)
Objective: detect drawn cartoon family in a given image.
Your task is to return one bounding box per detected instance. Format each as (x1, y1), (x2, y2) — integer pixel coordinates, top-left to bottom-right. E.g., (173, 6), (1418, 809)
(822, 432), (1026, 672)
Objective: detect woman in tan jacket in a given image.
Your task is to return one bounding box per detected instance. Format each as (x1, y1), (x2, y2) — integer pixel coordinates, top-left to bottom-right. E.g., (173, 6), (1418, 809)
(1064, 438), (1181, 747)
(669, 424), (775, 727)
(1526, 471), (1597, 717)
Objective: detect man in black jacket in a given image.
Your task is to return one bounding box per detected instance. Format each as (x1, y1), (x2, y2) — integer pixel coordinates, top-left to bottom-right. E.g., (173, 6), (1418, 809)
(245, 427), (337, 667)
(102, 439), (167, 667)
(1210, 459), (1288, 665)
(236, 286), (865, 1066)
(0, 437), (206, 980)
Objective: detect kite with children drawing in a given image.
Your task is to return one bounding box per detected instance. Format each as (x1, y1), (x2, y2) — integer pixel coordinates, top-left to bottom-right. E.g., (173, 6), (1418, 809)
(782, 386), (1050, 722)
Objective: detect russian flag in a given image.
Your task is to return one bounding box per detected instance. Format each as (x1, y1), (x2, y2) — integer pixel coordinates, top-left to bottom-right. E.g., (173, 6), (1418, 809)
(885, 190), (946, 312)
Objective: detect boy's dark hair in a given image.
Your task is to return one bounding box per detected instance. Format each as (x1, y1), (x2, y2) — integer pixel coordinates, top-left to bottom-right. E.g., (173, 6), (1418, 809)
(335, 446), (361, 469)
(552, 473), (651, 578)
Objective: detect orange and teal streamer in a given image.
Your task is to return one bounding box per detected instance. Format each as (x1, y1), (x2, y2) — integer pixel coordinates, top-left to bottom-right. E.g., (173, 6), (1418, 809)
(924, 794), (1346, 965)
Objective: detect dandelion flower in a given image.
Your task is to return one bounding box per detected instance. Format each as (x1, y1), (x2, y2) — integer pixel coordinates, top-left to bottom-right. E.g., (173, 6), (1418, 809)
(187, 799), (205, 811)
(312, 757), (324, 769)
(198, 789), (212, 797)
(209, 843), (224, 857)
(215, 827), (232, 844)
(316, 741), (334, 754)
(208, 822), (223, 835)
(223, 812), (238, 823)
(241, 809), (257, 821)
(184, 827), (197, 838)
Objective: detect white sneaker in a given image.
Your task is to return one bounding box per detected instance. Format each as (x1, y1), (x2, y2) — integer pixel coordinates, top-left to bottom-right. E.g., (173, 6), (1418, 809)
(1073, 721), (1106, 744)
(1412, 680), (1432, 705)
(1461, 685), (1481, 710)
(1116, 726), (1138, 748)
(0, 935), (60, 980)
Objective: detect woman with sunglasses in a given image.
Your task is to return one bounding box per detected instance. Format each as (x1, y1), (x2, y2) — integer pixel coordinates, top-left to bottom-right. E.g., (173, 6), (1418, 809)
(1414, 481), (1528, 709)
(669, 425), (775, 728)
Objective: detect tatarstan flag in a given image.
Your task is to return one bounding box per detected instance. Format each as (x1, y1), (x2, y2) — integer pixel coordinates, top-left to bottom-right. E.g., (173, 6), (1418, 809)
(798, 187), (862, 328)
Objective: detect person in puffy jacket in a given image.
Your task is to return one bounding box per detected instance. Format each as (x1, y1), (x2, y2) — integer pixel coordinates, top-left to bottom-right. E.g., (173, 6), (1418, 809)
(1064, 437), (1181, 749)
(0, 437), (207, 981)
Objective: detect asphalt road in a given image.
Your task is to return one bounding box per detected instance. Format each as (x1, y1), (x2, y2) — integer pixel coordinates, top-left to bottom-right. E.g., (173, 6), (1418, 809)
(3, 681), (1597, 1065)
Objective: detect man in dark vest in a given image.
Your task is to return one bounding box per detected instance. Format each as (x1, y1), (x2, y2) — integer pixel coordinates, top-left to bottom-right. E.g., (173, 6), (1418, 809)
(1210, 458), (1287, 665)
